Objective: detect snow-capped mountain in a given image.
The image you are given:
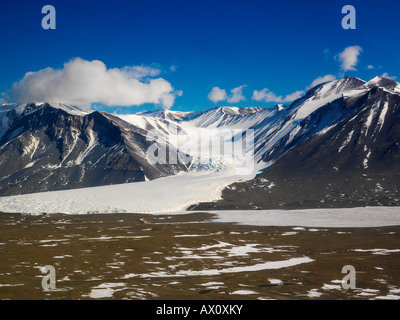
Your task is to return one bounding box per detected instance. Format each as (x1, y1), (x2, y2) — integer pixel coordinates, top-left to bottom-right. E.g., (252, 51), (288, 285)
(191, 76), (400, 210)
(179, 106), (272, 128)
(136, 109), (192, 122)
(0, 103), (188, 196)
(1, 76), (399, 211)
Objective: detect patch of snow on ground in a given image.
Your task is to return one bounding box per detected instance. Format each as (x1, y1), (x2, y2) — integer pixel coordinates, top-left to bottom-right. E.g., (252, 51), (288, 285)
(307, 289), (323, 298)
(268, 278), (283, 285)
(87, 282), (126, 299)
(231, 290), (257, 295)
(281, 232), (298, 236)
(121, 257), (314, 279)
(352, 249), (400, 255)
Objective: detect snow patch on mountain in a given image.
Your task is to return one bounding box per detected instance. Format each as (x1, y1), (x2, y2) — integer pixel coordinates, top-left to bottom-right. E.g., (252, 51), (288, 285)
(294, 77), (366, 120)
(378, 101), (389, 130)
(22, 136), (39, 158)
(75, 129), (98, 165)
(338, 130), (354, 153)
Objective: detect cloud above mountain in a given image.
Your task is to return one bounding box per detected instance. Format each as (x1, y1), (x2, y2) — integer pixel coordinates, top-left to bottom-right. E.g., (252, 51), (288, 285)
(381, 72), (397, 80)
(252, 74), (340, 104)
(208, 87), (227, 103)
(337, 46), (363, 71)
(209, 74), (339, 105)
(208, 85), (247, 103)
(252, 88), (304, 103)
(6, 58), (180, 108)
(227, 85), (247, 103)
(308, 74), (337, 88)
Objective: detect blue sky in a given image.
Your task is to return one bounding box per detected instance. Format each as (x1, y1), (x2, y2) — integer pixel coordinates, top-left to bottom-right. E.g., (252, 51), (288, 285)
(0, 0), (399, 113)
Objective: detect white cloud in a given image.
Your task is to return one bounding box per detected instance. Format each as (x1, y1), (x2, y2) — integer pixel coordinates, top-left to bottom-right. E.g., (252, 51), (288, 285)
(308, 74), (337, 89)
(337, 46), (363, 71)
(7, 58), (180, 108)
(122, 65), (161, 80)
(211, 72), (341, 107)
(252, 88), (304, 103)
(208, 87), (227, 103)
(283, 90), (304, 101)
(227, 85), (247, 103)
(381, 72), (397, 80)
(208, 85), (247, 103)
(252, 74), (339, 104)
(252, 89), (281, 103)
(367, 65), (375, 70)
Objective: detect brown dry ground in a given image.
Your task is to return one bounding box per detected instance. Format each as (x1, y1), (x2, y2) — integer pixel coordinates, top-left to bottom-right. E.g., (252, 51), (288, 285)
(0, 212), (399, 300)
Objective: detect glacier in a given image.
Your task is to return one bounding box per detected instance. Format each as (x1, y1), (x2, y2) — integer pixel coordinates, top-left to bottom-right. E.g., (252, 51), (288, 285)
(0, 167), (258, 215)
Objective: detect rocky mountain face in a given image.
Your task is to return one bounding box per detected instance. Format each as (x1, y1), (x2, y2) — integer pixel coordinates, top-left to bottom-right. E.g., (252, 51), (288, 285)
(0, 103), (188, 196)
(189, 76), (400, 210)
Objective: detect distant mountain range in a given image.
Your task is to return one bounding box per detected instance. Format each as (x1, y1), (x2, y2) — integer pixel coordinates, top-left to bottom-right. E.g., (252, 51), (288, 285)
(1, 76), (400, 209)
(0, 103), (188, 196)
(191, 76), (400, 209)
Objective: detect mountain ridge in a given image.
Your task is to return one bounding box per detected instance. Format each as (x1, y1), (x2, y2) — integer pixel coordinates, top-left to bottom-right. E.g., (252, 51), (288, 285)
(1, 75), (399, 210)
(189, 77), (400, 210)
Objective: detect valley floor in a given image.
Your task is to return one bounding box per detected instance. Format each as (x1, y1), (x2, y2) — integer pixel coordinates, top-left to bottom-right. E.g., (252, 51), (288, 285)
(1, 211), (400, 300)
